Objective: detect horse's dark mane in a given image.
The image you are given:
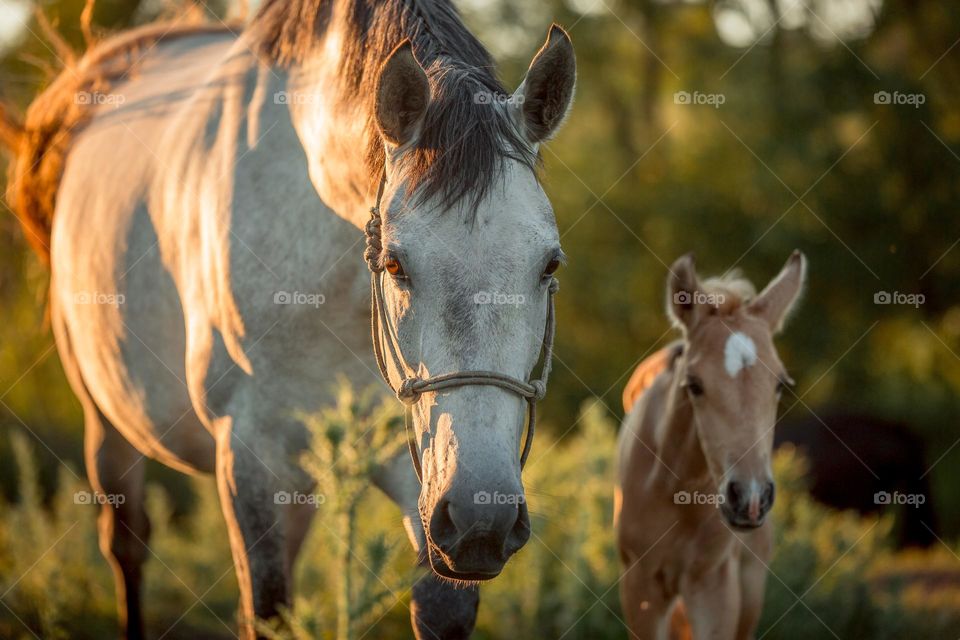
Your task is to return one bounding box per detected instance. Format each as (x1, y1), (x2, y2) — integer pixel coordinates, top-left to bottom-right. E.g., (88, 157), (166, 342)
(251, 0), (539, 210)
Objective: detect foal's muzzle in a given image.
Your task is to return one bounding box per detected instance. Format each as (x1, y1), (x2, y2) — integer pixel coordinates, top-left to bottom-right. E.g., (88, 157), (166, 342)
(721, 479), (775, 529)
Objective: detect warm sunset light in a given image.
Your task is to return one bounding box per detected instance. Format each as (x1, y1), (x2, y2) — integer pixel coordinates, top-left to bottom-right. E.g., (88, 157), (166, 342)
(0, 2), (957, 639)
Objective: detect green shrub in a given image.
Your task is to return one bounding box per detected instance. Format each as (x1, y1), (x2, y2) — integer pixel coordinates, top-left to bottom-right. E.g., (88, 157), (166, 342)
(1, 394), (958, 639)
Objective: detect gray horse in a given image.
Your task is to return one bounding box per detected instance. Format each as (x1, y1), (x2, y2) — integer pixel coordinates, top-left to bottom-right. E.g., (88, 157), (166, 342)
(0, 1), (576, 638)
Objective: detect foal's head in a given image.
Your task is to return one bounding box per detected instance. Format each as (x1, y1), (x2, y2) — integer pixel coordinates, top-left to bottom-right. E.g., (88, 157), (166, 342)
(667, 252), (806, 529)
(371, 29), (575, 580)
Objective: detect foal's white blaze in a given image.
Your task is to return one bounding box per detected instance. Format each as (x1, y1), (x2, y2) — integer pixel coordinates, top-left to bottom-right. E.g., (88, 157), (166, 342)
(723, 331), (757, 377)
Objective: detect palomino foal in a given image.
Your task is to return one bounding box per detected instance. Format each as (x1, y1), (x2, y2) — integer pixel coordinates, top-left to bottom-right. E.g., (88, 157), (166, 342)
(616, 251), (806, 640)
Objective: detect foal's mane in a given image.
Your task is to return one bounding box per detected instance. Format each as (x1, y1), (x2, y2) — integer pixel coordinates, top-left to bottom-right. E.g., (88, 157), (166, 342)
(698, 272), (757, 315)
(251, 0), (539, 210)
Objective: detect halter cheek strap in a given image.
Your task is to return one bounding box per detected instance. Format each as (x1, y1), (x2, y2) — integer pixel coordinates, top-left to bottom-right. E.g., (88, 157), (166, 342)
(363, 173), (559, 484)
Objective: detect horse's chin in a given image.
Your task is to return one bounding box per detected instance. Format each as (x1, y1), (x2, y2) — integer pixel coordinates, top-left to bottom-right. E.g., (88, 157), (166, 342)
(722, 510), (767, 531)
(427, 544), (502, 585)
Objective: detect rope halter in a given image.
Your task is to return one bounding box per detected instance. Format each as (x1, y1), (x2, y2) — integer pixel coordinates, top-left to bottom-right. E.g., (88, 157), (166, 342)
(363, 173), (559, 483)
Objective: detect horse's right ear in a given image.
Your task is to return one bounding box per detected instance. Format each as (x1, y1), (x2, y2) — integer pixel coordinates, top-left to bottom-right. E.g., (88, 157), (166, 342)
(749, 250), (807, 334)
(667, 253), (700, 330)
(512, 25), (576, 144)
(375, 40), (430, 147)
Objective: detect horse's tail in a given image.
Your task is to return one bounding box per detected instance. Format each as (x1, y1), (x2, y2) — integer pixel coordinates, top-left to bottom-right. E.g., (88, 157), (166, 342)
(0, 101), (57, 265)
(2, 10), (237, 267)
(1, 95), (62, 265)
(0, 103), (24, 152)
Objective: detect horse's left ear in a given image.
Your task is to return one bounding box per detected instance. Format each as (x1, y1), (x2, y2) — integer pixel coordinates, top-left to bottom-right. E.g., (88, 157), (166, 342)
(749, 251), (807, 334)
(512, 24), (576, 144)
(375, 40), (430, 147)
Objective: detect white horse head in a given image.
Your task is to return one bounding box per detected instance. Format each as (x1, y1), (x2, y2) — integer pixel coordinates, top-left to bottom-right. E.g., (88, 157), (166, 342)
(371, 28), (575, 580)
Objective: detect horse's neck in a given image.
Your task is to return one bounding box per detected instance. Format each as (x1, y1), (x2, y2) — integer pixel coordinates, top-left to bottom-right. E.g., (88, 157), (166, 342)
(285, 55), (379, 229)
(656, 368), (711, 486)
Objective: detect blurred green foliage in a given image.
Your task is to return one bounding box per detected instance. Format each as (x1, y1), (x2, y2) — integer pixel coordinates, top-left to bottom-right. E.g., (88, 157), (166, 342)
(3, 400), (959, 638)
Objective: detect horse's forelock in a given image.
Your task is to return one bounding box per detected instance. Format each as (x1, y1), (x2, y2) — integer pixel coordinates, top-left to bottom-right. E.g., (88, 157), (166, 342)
(700, 273), (758, 315)
(377, 70), (540, 213)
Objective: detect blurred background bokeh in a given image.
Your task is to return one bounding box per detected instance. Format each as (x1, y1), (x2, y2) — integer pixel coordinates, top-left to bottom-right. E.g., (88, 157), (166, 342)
(0, 1), (958, 638)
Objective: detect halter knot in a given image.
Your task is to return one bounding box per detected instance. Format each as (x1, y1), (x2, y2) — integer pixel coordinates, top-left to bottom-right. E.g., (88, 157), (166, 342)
(396, 377), (421, 405)
(548, 277), (560, 295)
(530, 379), (547, 401)
(364, 208), (384, 272)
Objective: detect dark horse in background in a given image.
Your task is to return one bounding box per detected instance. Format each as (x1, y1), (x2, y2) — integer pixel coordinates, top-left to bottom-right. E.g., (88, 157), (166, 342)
(775, 410), (938, 547)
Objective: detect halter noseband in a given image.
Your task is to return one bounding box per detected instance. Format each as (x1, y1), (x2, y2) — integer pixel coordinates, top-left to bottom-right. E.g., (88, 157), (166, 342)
(363, 173), (559, 483)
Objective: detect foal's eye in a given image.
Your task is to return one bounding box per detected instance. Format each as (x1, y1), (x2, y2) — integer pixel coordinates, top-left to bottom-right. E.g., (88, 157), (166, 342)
(384, 256), (406, 279)
(543, 258), (561, 278)
(684, 376), (705, 397)
(776, 374), (795, 397)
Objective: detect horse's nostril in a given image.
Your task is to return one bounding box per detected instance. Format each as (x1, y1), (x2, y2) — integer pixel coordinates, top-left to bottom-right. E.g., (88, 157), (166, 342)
(726, 481), (743, 505)
(504, 500), (531, 555)
(762, 482), (775, 508)
(429, 499), (457, 551)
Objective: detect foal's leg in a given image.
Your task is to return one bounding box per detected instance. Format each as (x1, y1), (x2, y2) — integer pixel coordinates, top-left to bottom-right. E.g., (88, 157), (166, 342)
(215, 416), (291, 639)
(84, 408), (150, 640)
(619, 559), (672, 640)
(682, 559), (740, 640)
(736, 527), (772, 639)
(373, 452), (479, 640)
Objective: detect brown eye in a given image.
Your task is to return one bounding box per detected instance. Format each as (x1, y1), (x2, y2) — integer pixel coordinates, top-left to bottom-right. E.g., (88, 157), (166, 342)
(777, 375), (795, 397)
(685, 376), (705, 397)
(543, 258), (561, 277)
(384, 256), (405, 278)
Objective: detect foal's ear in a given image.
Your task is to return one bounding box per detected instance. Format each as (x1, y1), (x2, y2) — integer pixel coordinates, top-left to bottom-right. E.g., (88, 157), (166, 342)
(749, 251), (807, 334)
(667, 253), (701, 330)
(513, 24), (576, 144)
(375, 40), (430, 146)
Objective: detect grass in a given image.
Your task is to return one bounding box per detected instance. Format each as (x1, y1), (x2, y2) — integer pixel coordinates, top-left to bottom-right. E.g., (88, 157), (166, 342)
(0, 392), (958, 639)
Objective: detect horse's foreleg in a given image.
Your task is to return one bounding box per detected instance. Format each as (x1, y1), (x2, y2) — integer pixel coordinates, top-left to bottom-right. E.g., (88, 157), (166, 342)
(215, 419), (290, 639)
(619, 558), (672, 640)
(682, 558), (740, 640)
(410, 571), (479, 640)
(736, 527), (772, 640)
(84, 408), (150, 640)
(373, 452), (479, 639)
(283, 499), (317, 585)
